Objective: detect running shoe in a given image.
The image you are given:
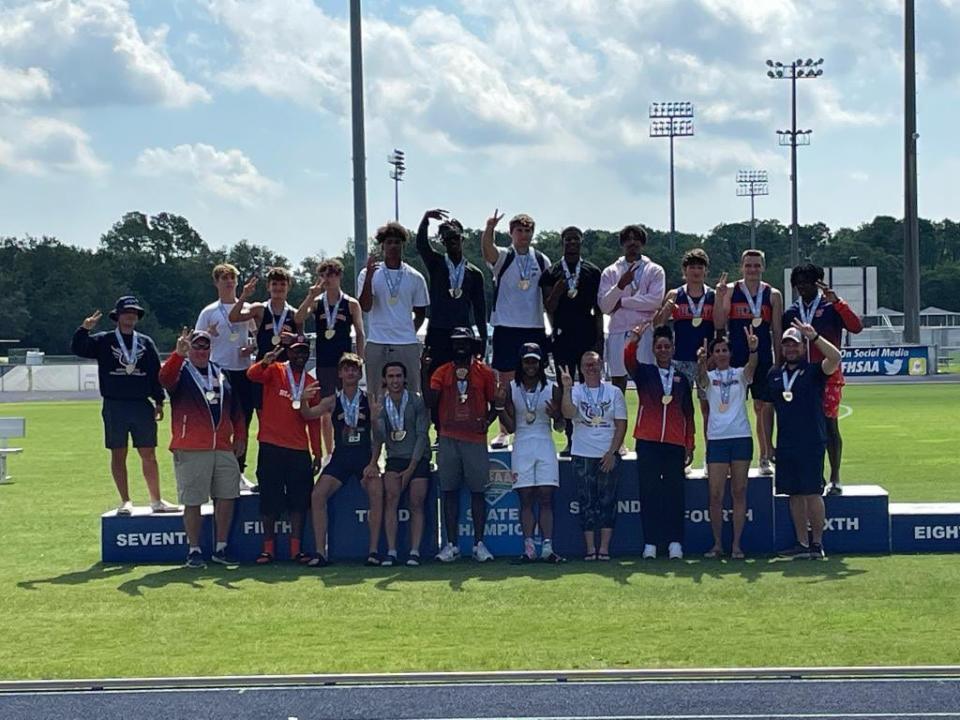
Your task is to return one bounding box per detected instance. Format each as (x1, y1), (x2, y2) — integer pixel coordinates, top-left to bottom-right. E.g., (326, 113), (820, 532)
(185, 550), (206, 569)
(825, 482), (843, 496)
(210, 547), (233, 565)
(473, 541), (495, 563)
(642, 544), (657, 560)
(778, 543), (810, 559)
(116, 500), (134, 516)
(758, 458), (774, 476)
(668, 542), (684, 560)
(808, 543), (826, 560)
(150, 499), (180, 513)
(239, 474), (257, 492)
(435, 543), (460, 563)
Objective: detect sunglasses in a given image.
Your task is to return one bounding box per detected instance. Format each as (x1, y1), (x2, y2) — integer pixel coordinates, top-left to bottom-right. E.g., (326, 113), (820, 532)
(191, 342), (211, 350)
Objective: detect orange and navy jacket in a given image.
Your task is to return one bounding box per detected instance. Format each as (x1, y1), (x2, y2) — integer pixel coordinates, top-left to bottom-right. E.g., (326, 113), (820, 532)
(246, 361), (322, 455)
(159, 353), (245, 452)
(624, 337), (695, 451)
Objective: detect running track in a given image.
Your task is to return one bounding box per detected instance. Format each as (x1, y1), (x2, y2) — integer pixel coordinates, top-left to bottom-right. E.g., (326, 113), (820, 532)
(2, 677), (959, 720)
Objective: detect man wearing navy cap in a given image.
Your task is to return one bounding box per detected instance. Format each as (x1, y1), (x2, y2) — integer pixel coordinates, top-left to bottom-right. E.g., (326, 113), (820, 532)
(72, 296), (178, 515)
(766, 321), (842, 560)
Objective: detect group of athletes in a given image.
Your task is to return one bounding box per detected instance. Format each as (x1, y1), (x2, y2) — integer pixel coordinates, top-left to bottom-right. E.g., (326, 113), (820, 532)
(72, 209), (863, 568)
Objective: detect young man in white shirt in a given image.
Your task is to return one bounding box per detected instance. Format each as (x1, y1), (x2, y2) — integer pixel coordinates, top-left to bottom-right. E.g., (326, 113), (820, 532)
(481, 210), (550, 448)
(358, 222), (430, 397)
(560, 351), (628, 560)
(196, 263), (257, 489)
(598, 224), (666, 405)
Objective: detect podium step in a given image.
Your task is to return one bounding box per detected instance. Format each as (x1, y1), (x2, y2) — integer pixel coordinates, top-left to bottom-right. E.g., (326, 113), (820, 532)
(891, 502), (960, 553)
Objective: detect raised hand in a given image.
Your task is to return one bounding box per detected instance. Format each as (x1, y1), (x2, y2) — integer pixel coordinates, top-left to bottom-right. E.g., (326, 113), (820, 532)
(816, 280), (839, 304)
(791, 318), (817, 340)
(714, 271), (729, 297)
(82, 310), (102, 330)
(206, 322), (220, 338)
(365, 251), (380, 273)
(559, 365), (573, 389)
(628, 320), (651, 341)
(280, 330), (299, 346)
(745, 324), (759, 352)
(423, 208), (449, 223)
(485, 208), (505, 231)
(175, 327), (191, 357)
(494, 379), (508, 406)
(696, 338), (709, 365)
(308, 277), (326, 298)
(368, 392), (383, 420)
(302, 381), (322, 400)
(260, 346), (281, 366)
(239, 275), (258, 300)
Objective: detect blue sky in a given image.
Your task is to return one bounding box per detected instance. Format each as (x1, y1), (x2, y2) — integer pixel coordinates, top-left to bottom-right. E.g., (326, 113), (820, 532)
(1, 0), (959, 263)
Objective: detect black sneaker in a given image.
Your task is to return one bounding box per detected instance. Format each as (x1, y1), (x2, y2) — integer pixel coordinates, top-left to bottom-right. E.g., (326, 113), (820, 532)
(825, 483), (843, 496)
(778, 543), (810, 559)
(210, 547), (233, 565)
(306, 553), (328, 568)
(185, 550), (206, 569)
(559, 445), (572, 458)
(808, 543), (826, 560)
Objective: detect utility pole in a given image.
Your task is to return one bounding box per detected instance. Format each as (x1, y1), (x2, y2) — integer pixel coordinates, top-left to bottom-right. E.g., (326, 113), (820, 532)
(349, 0), (369, 282)
(903, 0), (921, 344)
(649, 101), (694, 251)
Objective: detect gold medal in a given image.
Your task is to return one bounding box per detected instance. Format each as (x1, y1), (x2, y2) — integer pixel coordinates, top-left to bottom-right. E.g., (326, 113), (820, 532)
(124, 363), (136, 375)
(590, 415), (602, 426)
(449, 288), (463, 299)
(205, 390), (216, 402)
(324, 329), (335, 340)
(691, 317), (703, 328)
(391, 430), (407, 442)
(455, 367), (469, 380)
(292, 400), (302, 410)
(782, 391), (794, 402)
(518, 280), (530, 291)
(458, 393), (468, 403)
(751, 317), (763, 328)
(567, 288), (578, 299)
(271, 335), (281, 346)
(524, 411), (536, 424)
(388, 296), (399, 305)
(661, 394), (673, 405)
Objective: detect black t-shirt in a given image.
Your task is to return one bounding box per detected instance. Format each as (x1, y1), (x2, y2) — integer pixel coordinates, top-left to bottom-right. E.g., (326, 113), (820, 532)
(538, 259), (602, 345)
(767, 360), (828, 448)
(415, 222), (487, 337)
(256, 302), (298, 361)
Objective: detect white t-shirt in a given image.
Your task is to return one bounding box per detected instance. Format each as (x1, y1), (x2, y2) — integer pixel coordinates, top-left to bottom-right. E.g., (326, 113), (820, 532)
(570, 381), (628, 458)
(511, 379), (556, 444)
(489, 246), (550, 329)
(195, 300), (256, 371)
(705, 367), (752, 440)
(357, 262), (430, 345)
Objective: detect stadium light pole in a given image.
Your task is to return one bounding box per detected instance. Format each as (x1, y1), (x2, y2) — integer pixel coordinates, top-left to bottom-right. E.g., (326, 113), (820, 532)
(766, 57), (823, 268)
(350, 0), (369, 284)
(736, 170), (769, 250)
(649, 101), (694, 251)
(903, 0), (921, 344)
(387, 149), (405, 222)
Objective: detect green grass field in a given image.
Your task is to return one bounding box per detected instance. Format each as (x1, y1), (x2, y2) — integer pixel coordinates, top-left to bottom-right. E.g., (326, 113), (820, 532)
(1, 383), (959, 679)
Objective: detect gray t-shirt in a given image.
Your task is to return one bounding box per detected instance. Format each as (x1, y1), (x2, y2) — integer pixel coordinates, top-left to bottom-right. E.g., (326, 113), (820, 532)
(372, 390), (430, 462)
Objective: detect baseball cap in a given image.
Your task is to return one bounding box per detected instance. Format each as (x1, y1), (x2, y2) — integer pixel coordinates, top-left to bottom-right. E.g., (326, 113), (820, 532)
(520, 342), (542, 360)
(289, 335), (310, 350)
(438, 219), (464, 238)
(782, 328), (803, 344)
(450, 326), (476, 341)
(109, 295), (145, 320)
(190, 330), (212, 346)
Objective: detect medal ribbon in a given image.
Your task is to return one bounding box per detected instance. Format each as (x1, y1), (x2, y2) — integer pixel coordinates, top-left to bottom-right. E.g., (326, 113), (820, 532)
(270, 305), (290, 337)
(719, 368), (734, 406)
(782, 368), (801, 395)
(516, 252), (533, 283)
(684, 284), (707, 319)
(523, 383), (544, 417)
(562, 258), (581, 293)
(385, 390), (408, 432)
(445, 256), (466, 293)
(285, 364), (307, 405)
(798, 292), (822, 325)
(114, 328), (141, 368)
(739, 280), (764, 322)
(186, 361), (217, 400)
(339, 388), (361, 426)
(629, 259), (648, 292)
(218, 303), (241, 337)
(323, 292), (342, 333)
(659, 365), (675, 398)
(583, 382), (605, 420)
(382, 265), (404, 300)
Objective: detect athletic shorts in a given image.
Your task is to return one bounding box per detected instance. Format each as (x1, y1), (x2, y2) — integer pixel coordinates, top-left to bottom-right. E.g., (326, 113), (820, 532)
(101, 398), (157, 449)
(605, 328), (654, 377)
(173, 449), (241, 506)
(706, 437), (754, 465)
(774, 443), (826, 496)
(511, 437), (560, 489)
(315, 365), (340, 399)
(256, 442), (313, 516)
(322, 448), (371, 485)
(748, 361), (773, 402)
(674, 360), (707, 400)
(492, 326), (548, 372)
(385, 455), (432, 478)
(436, 436), (488, 493)
(823, 380), (843, 419)
(365, 342), (422, 395)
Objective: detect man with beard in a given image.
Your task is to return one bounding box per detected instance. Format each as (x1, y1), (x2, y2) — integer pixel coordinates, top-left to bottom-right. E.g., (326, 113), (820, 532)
(416, 209), (487, 375)
(539, 226), (603, 456)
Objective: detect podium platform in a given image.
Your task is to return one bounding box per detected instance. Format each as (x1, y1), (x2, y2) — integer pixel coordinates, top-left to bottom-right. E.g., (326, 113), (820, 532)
(774, 485), (890, 553)
(101, 505), (214, 563)
(891, 503), (960, 553)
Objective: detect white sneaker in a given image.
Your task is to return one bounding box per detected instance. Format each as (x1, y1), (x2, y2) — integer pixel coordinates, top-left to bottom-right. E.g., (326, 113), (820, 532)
(539, 541), (554, 561)
(238, 474), (257, 492)
(642, 543), (657, 559)
(116, 500), (134, 516)
(490, 433), (510, 449)
(758, 458), (774, 476)
(150, 498), (180, 513)
(473, 541), (495, 562)
(668, 542), (684, 560)
(435, 543), (460, 563)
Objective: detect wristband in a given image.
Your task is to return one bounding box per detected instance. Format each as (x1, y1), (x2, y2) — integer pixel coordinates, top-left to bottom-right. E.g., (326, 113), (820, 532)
(811, 333), (821, 343)
(494, 406), (506, 411)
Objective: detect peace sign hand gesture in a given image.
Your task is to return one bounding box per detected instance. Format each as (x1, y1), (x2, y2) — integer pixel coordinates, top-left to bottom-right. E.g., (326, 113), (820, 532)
(82, 310), (102, 331)
(485, 208), (505, 231)
(175, 327), (191, 357)
(714, 272), (729, 298)
(628, 320), (651, 342)
(494, 378), (508, 406)
(791, 318), (817, 341)
(260, 346), (281, 367)
(696, 338), (709, 366)
(816, 280), (839, 304)
(368, 392), (383, 421)
(239, 275), (258, 300)
(559, 365), (574, 389)
(744, 324), (759, 352)
(308, 276), (326, 299)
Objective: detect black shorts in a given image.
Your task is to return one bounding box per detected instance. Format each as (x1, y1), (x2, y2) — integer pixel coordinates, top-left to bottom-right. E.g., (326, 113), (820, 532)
(256, 442), (313, 516)
(550, 334), (598, 382)
(321, 448), (371, 485)
(101, 398), (157, 449)
(226, 369), (255, 423)
(385, 455), (432, 478)
(749, 361), (773, 402)
(492, 326), (549, 372)
(775, 443), (826, 496)
(314, 366), (340, 399)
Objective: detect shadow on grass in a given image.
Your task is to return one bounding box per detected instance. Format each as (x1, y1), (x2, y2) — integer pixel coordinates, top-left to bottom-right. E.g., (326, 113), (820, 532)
(16, 554), (867, 596)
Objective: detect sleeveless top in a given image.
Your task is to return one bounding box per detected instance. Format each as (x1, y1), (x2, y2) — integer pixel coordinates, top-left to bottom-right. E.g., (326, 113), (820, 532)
(255, 302), (298, 361)
(331, 389), (372, 455)
(314, 294), (353, 368)
(671, 286), (716, 362)
(727, 282), (773, 366)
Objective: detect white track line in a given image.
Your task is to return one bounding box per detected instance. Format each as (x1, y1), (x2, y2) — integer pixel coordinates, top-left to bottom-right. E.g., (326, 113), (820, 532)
(837, 403), (853, 420)
(420, 715), (960, 720)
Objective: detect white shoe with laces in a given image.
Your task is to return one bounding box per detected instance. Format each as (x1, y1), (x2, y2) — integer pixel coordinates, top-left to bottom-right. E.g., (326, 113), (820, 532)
(668, 542), (684, 560)
(150, 499), (180, 513)
(473, 541), (495, 563)
(116, 500), (134, 516)
(642, 544), (657, 559)
(239, 474), (257, 492)
(435, 543), (460, 563)
(758, 457), (774, 476)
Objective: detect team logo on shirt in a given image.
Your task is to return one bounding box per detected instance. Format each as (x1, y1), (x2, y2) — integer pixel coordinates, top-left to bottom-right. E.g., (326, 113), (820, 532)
(577, 400), (612, 424)
(110, 344), (145, 375)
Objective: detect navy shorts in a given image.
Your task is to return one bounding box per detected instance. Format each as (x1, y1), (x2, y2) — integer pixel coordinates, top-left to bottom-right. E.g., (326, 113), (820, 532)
(101, 398), (157, 449)
(492, 326), (549, 372)
(706, 437), (754, 465)
(322, 448), (371, 485)
(775, 443), (826, 496)
(256, 442), (313, 516)
(748, 362), (773, 402)
(385, 455), (432, 478)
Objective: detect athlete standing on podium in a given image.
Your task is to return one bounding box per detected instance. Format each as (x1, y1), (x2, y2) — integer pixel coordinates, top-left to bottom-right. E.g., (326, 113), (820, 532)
(713, 249), (782, 476)
(783, 264), (863, 495)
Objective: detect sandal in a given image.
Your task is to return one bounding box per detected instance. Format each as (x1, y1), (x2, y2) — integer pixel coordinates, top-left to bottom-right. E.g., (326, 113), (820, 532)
(365, 553), (381, 567)
(703, 548), (723, 559)
(597, 553), (611, 561)
(306, 554), (328, 568)
(731, 550), (746, 560)
(584, 552), (597, 562)
(255, 552), (273, 565)
(293, 551), (310, 564)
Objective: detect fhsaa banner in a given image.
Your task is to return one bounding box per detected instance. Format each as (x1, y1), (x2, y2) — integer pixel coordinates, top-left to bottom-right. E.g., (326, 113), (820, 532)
(841, 345), (932, 377)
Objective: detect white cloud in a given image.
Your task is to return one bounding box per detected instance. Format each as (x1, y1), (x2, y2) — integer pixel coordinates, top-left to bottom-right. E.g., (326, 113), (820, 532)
(0, 0), (209, 107)
(0, 65), (53, 102)
(0, 115), (107, 176)
(135, 143), (281, 206)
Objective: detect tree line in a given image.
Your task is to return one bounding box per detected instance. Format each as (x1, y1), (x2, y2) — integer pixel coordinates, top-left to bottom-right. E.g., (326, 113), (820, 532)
(1, 210), (958, 354)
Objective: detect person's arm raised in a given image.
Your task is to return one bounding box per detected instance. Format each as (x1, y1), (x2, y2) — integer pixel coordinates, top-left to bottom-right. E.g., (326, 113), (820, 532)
(229, 276), (260, 323)
(480, 209), (504, 267)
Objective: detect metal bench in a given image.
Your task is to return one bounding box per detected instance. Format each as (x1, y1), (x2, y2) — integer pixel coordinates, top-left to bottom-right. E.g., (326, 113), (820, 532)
(0, 417), (25, 484)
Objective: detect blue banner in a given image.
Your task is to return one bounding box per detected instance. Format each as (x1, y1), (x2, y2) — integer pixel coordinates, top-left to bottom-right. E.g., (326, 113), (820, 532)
(841, 345), (931, 376)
